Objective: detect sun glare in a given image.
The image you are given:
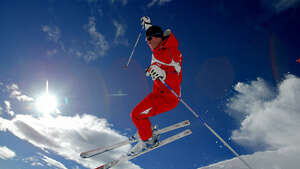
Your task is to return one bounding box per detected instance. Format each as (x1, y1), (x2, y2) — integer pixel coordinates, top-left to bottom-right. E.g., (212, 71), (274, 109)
(35, 93), (57, 114)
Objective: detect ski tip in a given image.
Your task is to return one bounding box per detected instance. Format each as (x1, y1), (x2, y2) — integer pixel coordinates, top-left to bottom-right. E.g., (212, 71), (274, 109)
(80, 153), (88, 158)
(185, 129), (192, 135)
(95, 165), (104, 169)
(184, 120), (190, 125)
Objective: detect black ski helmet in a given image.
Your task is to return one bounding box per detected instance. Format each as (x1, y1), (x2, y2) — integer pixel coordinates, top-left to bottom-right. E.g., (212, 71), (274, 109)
(146, 25), (163, 38)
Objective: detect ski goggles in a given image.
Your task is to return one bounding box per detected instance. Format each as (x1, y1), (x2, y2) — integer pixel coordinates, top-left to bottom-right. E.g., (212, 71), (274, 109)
(146, 36), (153, 41)
(146, 33), (163, 41)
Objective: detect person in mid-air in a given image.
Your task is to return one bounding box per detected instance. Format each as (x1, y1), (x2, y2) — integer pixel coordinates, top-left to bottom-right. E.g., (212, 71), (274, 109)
(129, 16), (183, 155)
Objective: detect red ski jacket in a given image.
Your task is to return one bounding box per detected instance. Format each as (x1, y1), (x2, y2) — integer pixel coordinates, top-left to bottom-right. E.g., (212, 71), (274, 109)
(149, 30), (182, 100)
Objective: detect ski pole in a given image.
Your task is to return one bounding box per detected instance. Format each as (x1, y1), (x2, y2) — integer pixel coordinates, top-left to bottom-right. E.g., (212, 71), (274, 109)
(159, 79), (254, 169)
(125, 28), (143, 69)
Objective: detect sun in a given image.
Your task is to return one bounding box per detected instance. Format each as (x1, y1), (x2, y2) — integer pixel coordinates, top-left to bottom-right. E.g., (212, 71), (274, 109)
(35, 80), (59, 114)
(35, 93), (57, 114)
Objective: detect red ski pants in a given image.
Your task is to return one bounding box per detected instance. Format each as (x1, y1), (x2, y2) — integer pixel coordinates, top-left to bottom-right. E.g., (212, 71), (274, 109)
(130, 92), (179, 141)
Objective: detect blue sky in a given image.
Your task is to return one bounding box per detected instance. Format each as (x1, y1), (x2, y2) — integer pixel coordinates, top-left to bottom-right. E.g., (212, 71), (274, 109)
(0, 0), (300, 169)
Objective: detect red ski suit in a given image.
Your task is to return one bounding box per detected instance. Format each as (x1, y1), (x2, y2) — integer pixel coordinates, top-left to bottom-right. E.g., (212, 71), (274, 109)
(131, 31), (183, 141)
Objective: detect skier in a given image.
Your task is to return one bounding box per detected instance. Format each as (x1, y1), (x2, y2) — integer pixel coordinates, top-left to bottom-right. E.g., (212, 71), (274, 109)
(129, 16), (183, 155)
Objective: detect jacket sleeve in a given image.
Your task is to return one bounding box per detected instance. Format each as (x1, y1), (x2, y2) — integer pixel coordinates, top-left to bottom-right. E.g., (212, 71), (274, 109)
(169, 47), (181, 63)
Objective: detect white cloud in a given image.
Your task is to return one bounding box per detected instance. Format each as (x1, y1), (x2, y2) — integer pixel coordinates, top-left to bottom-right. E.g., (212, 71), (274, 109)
(108, 89), (128, 97)
(31, 161), (44, 167)
(112, 20), (129, 46)
(84, 50), (98, 62)
(199, 75), (300, 169)
(84, 17), (109, 62)
(23, 153), (67, 168)
(0, 146), (16, 159)
(6, 83), (18, 92)
(274, 0), (300, 11)
(6, 83), (34, 102)
(98, 8), (103, 16)
(4, 101), (14, 116)
(23, 156), (44, 167)
(147, 0), (158, 7)
(229, 75), (300, 149)
(87, 0), (98, 3)
(47, 49), (58, 56)
(39, 153), (67, 169)
(88, 0), (128, 6)
(0, 114), (141, 169)
(147, 0), (172, 7)
(42, 25), (61, 43)
(0, 117), (9, 131)
(261, 0), (300, 13)
(3, 83), (34, 116)
(72, 166), (81, 169)
(111, 0), (128, 6)
(226, 77), (275, 124)
(41, 19), (111, 63)
(113, 20), (126, 39)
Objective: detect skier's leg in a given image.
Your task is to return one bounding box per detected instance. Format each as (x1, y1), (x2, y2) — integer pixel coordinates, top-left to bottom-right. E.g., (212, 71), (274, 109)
(130, 93), (179, 141)
(130, 93), (155, 141)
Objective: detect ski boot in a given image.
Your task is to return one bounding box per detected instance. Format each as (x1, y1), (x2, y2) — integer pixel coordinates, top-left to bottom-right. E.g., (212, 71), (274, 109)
(127, 126), (160, 156)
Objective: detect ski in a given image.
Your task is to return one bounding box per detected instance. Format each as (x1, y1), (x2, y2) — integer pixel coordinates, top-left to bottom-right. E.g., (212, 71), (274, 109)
(95, 129), (192, 169)
(80, 120), (190, 158)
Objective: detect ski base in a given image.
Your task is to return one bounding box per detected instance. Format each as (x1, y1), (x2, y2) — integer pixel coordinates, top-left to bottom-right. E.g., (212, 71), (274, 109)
(80, 120), (190, 158)
(95, 129), (192, 169)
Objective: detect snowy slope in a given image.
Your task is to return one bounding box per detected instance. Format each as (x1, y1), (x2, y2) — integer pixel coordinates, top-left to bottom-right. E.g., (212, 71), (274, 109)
(199, 146), (300, 169)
